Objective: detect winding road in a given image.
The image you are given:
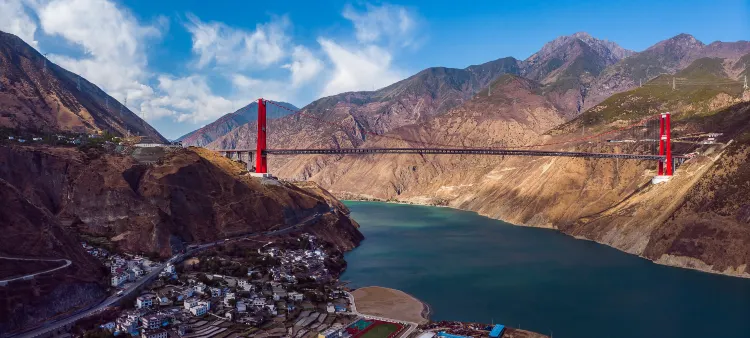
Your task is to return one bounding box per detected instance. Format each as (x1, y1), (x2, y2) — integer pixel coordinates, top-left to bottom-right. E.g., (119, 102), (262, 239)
(5, 212), (324, 338)
(0, 256), (72, 284)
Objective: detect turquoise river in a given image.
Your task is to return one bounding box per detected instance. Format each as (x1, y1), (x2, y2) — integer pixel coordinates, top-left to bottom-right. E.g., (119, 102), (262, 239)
(340, 201), (750, 338)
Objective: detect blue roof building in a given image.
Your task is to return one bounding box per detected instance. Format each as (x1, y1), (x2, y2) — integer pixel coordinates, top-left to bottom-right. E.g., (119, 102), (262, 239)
(490, 324), (505, 338)
(437, 331), (471, 338)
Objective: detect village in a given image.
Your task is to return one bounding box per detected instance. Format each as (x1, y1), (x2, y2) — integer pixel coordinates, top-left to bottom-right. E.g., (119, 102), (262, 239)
(80, 234), (389, 338)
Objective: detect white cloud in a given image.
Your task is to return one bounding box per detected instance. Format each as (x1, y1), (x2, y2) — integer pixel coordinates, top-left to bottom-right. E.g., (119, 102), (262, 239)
(282, 46), (324, 87)
(232, 74), (293, 104)
(0, 0), (39, 47)
(185, 13), (290, 70)
(31, 0), (165, 112)
(342, 3), (417, 47)
(318, 38), (404, 96)
(145, 75), (235, 123)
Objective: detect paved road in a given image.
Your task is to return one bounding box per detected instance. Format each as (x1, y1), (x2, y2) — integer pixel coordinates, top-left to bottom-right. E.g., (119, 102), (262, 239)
(0, 256), (72, 283)
(6, 213), (323, 338)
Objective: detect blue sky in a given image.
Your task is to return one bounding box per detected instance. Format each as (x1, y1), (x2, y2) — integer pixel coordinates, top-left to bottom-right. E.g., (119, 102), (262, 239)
(1, 0), (748, 139)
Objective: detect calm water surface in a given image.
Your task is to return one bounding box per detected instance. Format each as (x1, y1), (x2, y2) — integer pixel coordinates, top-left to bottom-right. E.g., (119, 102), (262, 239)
(340, 201), (750, 338)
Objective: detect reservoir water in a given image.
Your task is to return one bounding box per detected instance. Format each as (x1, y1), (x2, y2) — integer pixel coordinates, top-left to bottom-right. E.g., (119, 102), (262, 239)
(340, 201), (750, 338)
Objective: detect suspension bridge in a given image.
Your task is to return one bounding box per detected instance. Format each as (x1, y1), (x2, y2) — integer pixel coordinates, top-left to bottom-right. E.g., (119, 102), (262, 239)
(217, 99), (690, 183)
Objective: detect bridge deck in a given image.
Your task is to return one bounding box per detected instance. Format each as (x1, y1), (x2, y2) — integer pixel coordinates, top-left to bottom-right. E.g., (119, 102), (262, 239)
(219, 148), (667, 160)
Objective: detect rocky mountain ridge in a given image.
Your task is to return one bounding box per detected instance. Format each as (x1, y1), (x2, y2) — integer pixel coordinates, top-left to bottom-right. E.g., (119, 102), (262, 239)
(0, 31), (167, 143)
(176, 101), (298, 147)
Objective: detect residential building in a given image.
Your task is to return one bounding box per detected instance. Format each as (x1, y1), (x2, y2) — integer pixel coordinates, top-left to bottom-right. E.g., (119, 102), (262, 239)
(326, 303), (335, 313)
(210, 287), (222, 298)
(141, 329), (168, 338)
(238, 279), (254, 291)
(141, 315), (164, 330)
(237, 302), (247, 313)
(136, 295), (153, 309)
(111, 273), (128, 287)
(288, 292), (304, 302)
(189, 305), (207, 316)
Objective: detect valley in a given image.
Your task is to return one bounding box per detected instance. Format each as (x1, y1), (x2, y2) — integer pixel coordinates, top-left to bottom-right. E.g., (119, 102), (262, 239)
(1, 10), (750, 338)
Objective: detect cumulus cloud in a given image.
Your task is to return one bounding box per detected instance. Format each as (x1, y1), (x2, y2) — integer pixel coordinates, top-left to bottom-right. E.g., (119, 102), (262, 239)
(318, 38), (404, 96)
(145, 75), (234, 123)
(0, 0), (39, 47)
(185, 13), (290, 70)
(342, 3), (418, 47)
(30, 0), (165, 114)
(282, 46), (324, 87)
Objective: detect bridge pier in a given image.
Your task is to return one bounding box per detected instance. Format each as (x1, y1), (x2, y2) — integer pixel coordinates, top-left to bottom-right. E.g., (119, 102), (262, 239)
(653, 112), (673, 184)
(220, 150), (255, 172)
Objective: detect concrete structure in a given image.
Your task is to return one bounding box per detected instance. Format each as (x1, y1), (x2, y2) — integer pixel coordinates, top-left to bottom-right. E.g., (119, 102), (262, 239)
(136, 295), (153, 309)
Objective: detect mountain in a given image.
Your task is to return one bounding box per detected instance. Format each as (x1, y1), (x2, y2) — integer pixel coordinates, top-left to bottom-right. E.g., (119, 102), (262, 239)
(176, 101), (298, 147)
(0, 143), (363, 331)
(209, 56), (523, 153)
(0, 178), (106, 333)
(293, 55), (750, 278)
(519, 32), (635, 117)
(0, 31), (167, 143)
(586, 34), (750, 110)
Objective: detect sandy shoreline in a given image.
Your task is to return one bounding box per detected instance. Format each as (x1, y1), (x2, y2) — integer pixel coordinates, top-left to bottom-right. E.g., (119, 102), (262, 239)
(351, 286), (431, 324)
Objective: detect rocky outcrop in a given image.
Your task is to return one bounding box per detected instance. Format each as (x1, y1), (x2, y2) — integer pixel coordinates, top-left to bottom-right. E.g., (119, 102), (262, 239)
(0, 31), (167, 142)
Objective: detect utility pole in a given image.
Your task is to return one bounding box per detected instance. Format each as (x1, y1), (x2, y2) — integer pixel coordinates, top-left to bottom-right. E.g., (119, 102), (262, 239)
(639, 78), (642, 87)
(672, 77), (675, 91)
(42, 53), (49, 73)
(488, 82), (491, 97)
(105, 97), (109, 110)
(744, 75), (748, 90)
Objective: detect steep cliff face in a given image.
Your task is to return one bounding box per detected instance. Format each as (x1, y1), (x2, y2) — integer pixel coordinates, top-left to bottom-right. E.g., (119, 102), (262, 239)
(0, 31), (167, 143)
(0, 146), (363, 257)
(0, 179), (107, 334)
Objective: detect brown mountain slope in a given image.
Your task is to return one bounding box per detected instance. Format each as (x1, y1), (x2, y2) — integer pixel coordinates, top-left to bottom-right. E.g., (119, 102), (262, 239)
(586, 34), (750, 110)
(210, 57), (523, 152)
(268, 62), (750, 277)
(0, 145), (363, 257)
(0, 178), (106, 333)
(0, 31), (167, 142)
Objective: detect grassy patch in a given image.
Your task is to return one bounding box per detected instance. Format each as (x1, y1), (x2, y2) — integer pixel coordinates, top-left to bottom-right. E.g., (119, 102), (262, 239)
(360, 323), (401, 338)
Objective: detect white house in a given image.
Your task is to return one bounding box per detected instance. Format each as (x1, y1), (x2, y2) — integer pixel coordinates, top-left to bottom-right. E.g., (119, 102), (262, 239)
(326, 303), (335, 313)
(184, 298), (199, 310)
(288, 292), (304, 302)
(111, 273), (128, 287)
(136, 295), (153, 309)
(252, 298), (265, 307)
(189, 305), (207, 316)
(164, 263), (176, 274)
(140, 315), (163, 330)
(238, 279), (254, 291)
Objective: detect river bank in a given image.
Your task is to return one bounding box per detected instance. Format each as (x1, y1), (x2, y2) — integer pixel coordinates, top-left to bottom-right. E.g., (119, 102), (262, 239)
(339, 200), (750, 338)
(338, 194), (748, 279)
(350, 286), (430, 324)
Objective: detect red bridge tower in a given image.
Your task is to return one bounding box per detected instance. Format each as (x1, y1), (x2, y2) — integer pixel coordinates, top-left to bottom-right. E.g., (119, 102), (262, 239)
(254, 98), (268, 176)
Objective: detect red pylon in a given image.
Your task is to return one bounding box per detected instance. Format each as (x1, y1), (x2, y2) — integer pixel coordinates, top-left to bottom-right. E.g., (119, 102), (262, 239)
(255, 98), (268, 174)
